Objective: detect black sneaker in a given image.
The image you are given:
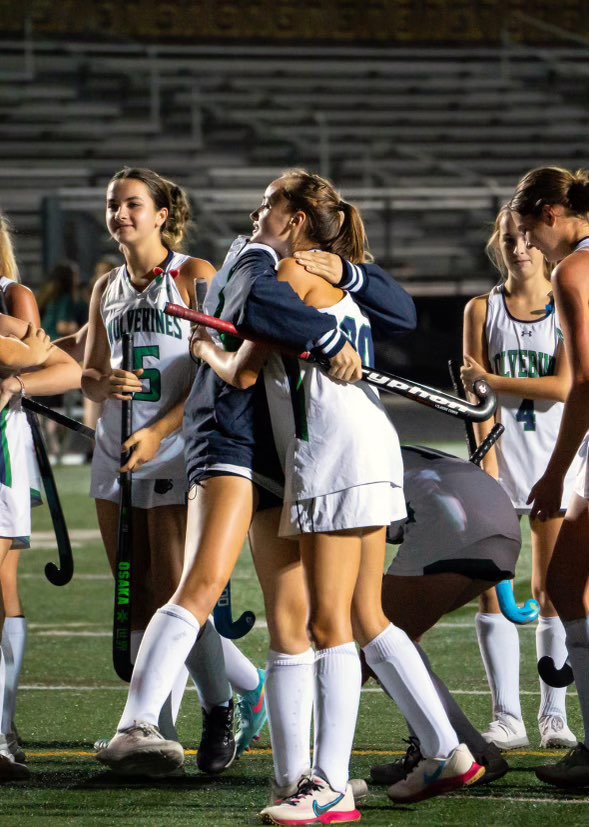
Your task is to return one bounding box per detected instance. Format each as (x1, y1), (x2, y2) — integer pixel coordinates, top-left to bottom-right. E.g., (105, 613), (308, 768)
(535, 743), (589, 788)
(196, 700), (236, 775)
(471, 742), (510, 786)
(370, 737), (422, 785)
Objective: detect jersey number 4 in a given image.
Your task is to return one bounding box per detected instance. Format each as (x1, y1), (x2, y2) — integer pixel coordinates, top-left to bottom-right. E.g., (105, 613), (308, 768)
(516, 398), (536, 431)
(132, 345), (161, 402)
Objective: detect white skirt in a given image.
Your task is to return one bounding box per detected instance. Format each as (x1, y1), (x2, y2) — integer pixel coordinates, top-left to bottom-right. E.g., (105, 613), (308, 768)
(279, 481), (406, 537)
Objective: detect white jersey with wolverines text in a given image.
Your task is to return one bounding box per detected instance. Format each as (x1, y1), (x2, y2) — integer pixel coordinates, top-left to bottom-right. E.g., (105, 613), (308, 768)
(486, 284), (579, 511)
(93, 252), (192, 480)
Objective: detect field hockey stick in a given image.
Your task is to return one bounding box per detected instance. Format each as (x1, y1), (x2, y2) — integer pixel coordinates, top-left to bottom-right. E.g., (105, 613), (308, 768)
(537, 655), (574, 688)
(448, 361), (539, 623)
(0, 291), (75, 584)
(166, 304), (496, 423)
(214, 581), (256, 640)
(448, 359), (506, 465)
(112, 332), (134, 682)
(190, 278), (257, 639)
(21, 398), (95, 441)
(448, 359), (478, 455)
(26, 410), (74, 586)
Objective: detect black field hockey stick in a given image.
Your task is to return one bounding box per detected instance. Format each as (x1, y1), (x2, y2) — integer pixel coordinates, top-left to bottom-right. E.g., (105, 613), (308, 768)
(113, 332), (134, 682)
(537, 655), (574, 688)
(166, 304), (497, 423)
(214, 581), (256, 640)
(0, 290), (75, 585)
(191, 278), (256, 639)
(448, 360), (539, 625)
(27, 409), (74, 586)
(448, 360), (505, 466)
(21, 398), (95, 441)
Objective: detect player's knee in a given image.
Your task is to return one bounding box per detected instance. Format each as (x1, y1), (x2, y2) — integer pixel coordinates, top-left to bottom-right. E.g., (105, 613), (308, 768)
(307, 614), (352, 650)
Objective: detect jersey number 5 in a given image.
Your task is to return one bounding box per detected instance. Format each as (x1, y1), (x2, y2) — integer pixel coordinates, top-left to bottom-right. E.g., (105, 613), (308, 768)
(516, 398), (536, 432)
(133, 345), (161, 402)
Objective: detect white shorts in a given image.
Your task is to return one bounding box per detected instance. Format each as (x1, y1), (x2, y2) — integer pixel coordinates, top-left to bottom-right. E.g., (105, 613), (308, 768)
(91, 474), (187, 509)
(279, 482), (406, 537)
(573, 432), (589, 500)
(387, 534), (520, 581)
(0, 405), (33, 549)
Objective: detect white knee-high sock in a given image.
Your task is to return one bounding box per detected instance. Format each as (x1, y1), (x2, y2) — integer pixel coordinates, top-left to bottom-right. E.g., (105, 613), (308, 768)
(186, 620), (231, 712)
(221, 637), (260, 695)
(131, 628), (191, 738)
(1, 617), (27, 734)
(266, 648), (314, 788)
(313, 643), (361, 794)
(118, 604), (200, 732)
(564, 617), (589, 747)
(476, 612), (522, 721)
(536, 615), (569, 720)
(364, 624), (458, 759)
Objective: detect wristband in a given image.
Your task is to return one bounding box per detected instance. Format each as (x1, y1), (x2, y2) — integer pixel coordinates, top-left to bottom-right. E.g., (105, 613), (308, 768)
(14, 375), (26, 397)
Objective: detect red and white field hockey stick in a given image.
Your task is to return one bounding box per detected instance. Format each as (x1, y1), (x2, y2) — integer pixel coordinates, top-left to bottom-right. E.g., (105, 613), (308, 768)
(165, 303), (497, 423)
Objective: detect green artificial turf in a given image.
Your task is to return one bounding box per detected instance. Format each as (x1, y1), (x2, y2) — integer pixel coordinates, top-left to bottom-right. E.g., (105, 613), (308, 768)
(1, 461), (586, 825)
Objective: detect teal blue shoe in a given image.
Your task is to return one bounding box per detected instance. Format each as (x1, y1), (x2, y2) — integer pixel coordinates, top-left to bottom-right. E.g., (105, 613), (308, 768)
(235, 668), (267, 756)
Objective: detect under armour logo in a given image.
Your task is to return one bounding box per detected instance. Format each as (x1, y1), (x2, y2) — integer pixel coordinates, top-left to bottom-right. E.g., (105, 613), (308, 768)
(521, 329), (533, 337)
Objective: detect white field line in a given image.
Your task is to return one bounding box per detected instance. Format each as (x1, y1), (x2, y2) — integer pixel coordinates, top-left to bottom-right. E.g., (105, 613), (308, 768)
(451, 794), (589, 805)
(18, 684), (547, 696)
(29, 619), (539, 631)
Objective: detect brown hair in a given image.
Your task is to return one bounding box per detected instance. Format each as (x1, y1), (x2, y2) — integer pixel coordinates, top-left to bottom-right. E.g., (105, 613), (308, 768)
(277, 169), (371, 264)
(510, 166), (589, 220)
(110, 167), (191, 250)
(0, 214), (20, 281)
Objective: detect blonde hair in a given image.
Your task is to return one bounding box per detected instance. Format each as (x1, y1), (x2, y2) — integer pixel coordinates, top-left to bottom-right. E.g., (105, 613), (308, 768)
(110, 167), (192, 250)
(485, 204), (551, 281)
(0, 214), (20, 281)
(510, 166), (589, 220)
(277, 169), (372, 264)
(486, 204), (550, 281)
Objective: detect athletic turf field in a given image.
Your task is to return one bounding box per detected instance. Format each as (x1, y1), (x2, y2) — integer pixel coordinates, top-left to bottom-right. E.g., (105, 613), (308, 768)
(5, 456), (588, 826)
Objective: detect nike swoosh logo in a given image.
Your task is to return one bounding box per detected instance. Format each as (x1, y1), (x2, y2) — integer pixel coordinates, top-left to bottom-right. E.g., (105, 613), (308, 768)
(252, 687), (265, 715)
(312, 793), (344, 817)
(423, 762), (446, 785)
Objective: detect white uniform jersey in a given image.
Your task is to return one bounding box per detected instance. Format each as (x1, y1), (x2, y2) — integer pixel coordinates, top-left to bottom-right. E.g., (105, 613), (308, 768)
(0, 276), (42, 509)
(92, 252), (192, 482)
(263, 291), (405, 534)
(486, 283), (580, 511)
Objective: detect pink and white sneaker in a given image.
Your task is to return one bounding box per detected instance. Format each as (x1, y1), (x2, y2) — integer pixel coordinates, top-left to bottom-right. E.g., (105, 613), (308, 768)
(387, 743), (485, 804)
(260, 773), (361, 824)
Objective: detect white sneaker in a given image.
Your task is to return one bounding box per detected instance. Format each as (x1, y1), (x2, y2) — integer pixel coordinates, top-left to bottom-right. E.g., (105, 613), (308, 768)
(269, 777), (368, 807)
(482, 715), (529, 750)
(387, 743), (485, 804)
(261, 774), (361, 824)
(95, 722), (184, 777)
(539, 715), (577, 749)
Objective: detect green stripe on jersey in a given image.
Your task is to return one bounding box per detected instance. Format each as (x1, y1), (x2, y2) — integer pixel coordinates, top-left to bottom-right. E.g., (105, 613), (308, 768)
(282, 356), (309, 442)
(0, 409), (12, 487)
